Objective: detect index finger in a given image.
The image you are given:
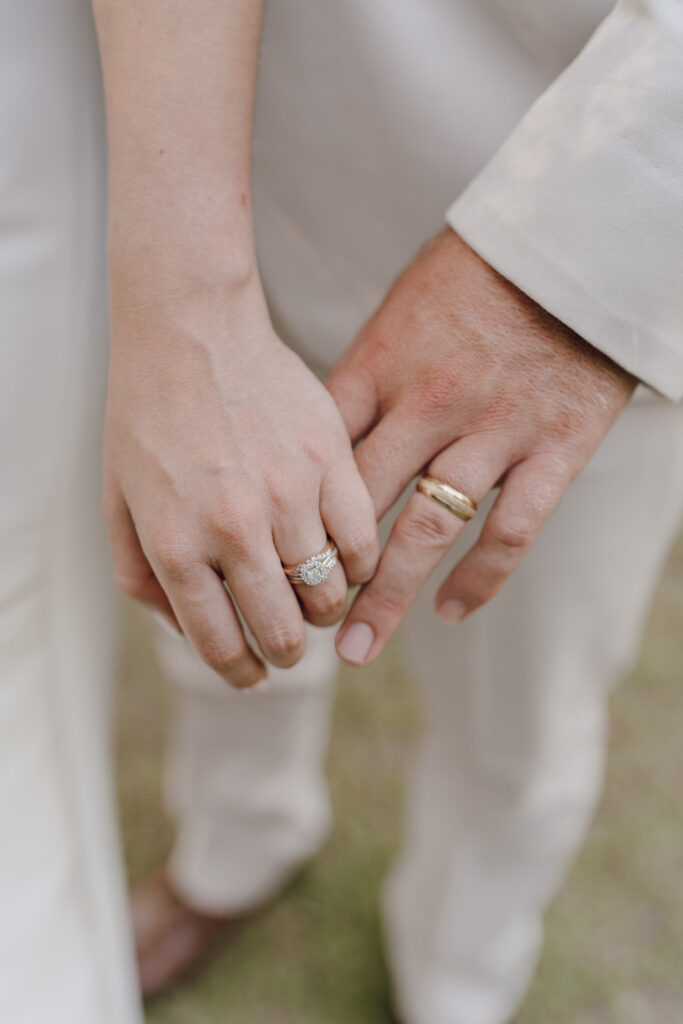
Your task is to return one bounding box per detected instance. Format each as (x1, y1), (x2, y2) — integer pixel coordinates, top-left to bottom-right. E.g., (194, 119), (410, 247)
(353, 409), (440, 520)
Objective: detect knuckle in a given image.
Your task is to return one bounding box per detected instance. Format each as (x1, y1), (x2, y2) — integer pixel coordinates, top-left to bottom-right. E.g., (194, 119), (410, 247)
(414, 367), (464, 419)
(301, 434), (335, 469)
(307, 608), (345, 628)
(360, 586), (404, 623)
(196, 634), (246, 675)
(307, 587), (347, 623)
(346, 524), (379, 562)
(488, 516), (536, 551)
(266, 486), (292, 517)
(157, 552), (192, 583)
(151, 529), (195, 581)
(530, 470), (567, 517)
(260, 623), (305, 666)
(206, 509), (253, 564)
(400, 503), (454, 550)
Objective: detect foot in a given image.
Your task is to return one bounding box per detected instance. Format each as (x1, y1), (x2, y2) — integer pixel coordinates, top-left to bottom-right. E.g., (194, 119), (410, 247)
(131, 871), (241, 999)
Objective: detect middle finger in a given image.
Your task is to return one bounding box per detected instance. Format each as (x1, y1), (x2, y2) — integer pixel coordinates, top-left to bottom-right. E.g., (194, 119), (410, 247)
(218, 529), (309, 670)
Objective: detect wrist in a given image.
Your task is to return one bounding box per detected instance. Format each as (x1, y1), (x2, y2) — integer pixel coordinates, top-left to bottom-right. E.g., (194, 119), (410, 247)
(109, 217), (256, 289)
(106, 248), (271, 367)
(108, 227), (259, 312)
(107, 154), (257, 280)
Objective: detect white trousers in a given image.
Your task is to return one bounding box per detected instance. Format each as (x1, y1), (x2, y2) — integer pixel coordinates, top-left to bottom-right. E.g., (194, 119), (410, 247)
(160, 395), (683, 1024)
(3, 4), (683, 1024)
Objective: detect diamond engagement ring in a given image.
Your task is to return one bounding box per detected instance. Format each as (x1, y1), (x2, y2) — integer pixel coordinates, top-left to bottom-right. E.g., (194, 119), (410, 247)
(283, 539), (339, 586)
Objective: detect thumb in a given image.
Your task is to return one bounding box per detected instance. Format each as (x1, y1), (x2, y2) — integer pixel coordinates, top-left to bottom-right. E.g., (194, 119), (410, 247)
(326, 343), (379, 445)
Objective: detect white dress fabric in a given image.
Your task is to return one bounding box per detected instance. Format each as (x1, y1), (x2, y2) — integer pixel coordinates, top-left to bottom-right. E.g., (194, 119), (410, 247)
(0, 3), (142, 1023)
(2, 1), (683, 1023)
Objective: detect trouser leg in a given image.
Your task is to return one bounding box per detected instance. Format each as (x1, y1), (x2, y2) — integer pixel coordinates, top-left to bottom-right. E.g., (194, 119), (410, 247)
(385, 394), (683, 1024)
(154, 323), (340, 914)
(0, 4), (142, 1021)
(157, 624), (338, 913)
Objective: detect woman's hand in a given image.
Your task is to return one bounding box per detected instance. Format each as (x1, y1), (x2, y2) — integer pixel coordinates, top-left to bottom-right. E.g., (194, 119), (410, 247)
(104, 271), (379, 688)
(92, 0), (378, 688)
(329, 229), (635, 666)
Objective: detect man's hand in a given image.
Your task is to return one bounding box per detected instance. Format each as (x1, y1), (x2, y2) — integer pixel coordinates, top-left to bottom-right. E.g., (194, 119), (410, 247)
(329, 229), (636, 665)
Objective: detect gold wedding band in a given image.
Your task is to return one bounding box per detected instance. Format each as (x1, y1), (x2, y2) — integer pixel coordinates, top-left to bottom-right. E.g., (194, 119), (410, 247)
(417, 475), (477, 522)
(283, 539), (338, 586)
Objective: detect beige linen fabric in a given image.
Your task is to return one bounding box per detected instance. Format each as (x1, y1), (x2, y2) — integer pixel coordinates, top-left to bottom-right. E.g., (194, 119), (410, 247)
(163, 3), (683, 1022)
(3, 2), (683, 1023)
(163, 398), (683, 1024)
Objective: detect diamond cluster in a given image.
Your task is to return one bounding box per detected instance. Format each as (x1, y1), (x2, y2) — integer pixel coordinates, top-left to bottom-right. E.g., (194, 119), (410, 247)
(300, 556), (331, 586)
(285, 543), (339, 586)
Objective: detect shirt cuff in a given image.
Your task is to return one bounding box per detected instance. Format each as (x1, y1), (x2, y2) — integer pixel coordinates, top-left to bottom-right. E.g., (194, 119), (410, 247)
(446, 0), (683, 401)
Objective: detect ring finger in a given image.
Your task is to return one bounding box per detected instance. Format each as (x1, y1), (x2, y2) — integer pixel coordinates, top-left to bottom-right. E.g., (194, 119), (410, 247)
(335, 439), (508, 665)
(273, 498), (349, 628)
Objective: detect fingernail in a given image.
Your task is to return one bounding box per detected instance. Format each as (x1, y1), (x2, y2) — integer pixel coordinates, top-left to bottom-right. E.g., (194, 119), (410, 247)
(337, 622), (374, 664)
(437, 599), (467, 623)
(151, 610), (182, 637)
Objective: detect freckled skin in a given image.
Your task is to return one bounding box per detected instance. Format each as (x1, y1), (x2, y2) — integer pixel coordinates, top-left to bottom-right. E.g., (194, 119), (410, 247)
(330, 228), (636, 666)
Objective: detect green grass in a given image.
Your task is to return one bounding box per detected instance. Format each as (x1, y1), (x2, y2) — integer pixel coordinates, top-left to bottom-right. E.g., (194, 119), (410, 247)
(117, 537), (683, 1024)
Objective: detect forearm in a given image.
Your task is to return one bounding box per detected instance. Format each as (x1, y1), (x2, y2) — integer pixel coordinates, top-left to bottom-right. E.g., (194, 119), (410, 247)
(92, 0), (263, 293)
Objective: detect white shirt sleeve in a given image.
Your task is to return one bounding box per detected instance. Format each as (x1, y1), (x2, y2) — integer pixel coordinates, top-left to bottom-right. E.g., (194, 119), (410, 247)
(446, 0), (683, 399)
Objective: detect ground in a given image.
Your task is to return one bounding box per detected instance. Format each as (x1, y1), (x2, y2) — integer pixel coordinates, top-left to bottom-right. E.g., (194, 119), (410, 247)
(117, 535), (683, 1024)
